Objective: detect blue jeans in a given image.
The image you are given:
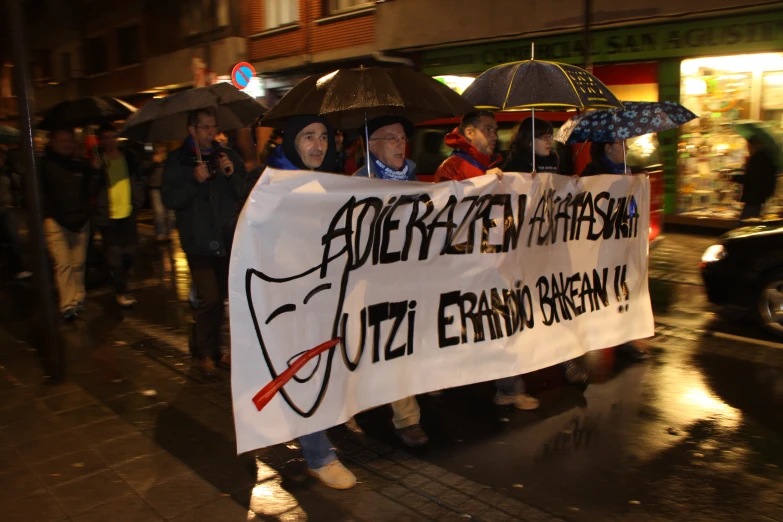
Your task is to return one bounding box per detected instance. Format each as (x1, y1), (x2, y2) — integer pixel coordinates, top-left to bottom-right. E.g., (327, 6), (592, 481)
(298, 430), (337, 469)
(496, 375), (526, 397)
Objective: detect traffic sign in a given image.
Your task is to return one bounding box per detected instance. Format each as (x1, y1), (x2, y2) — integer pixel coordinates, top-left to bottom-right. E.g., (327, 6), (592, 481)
(231, 62), (256, 90)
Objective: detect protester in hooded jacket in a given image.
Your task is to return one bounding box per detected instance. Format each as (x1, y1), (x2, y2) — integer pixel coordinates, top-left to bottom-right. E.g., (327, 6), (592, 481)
(580, 141), (630, 177)
(435, 111), (504, 182)
(255, 114), (358, 491)
(504, 117), (560, 174)
(162, 107), (247, 377)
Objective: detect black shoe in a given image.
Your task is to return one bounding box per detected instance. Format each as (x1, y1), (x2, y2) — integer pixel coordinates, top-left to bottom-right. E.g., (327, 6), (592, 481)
(617, 343), (649, 361)
(199, 358), (217, 376)
(395, 424), (429, 447)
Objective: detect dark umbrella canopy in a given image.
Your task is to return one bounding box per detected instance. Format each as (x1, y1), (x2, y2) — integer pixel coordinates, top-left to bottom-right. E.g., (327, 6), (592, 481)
(120, 83), (266, 142)
(462, 60), (623, 111)
(556, 101), (698, 144)
(39, 96), (137, 131)
(260, 66), (475, 129)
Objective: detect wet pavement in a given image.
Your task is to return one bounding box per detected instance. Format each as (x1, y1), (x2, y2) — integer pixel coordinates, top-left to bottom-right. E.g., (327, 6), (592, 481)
(1, 226), (783, 521)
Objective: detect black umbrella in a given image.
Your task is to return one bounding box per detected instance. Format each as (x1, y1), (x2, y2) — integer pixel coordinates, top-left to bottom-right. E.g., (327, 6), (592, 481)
(260, 66), (475, 130)
(39, 96), (137, 131)
(462, 48), (623, 172)
(462, 60), (623, 112)
(119, 83), (266, 143)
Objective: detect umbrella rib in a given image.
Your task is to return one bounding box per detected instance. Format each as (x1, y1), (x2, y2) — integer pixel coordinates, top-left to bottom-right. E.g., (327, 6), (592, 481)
(503, 62), (524, 111)
(551, 62), (584, 110)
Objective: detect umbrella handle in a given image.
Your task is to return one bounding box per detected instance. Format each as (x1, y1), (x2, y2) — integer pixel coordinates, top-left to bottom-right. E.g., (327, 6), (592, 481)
(188, 128), (203, 164)
(532, 108), (536, 173)
(364, 112), (372, 178)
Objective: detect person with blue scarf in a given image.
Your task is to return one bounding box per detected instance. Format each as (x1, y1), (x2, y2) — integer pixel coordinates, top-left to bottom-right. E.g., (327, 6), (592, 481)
(348, 115), (429, 448)
(579, 140), (650, 361)
(258, 114), (358, 490)
(580, 141), (631, 176)
(353, 115), (417, 180)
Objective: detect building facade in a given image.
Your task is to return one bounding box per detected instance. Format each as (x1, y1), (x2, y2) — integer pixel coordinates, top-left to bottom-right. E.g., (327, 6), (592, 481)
(246, 0), (380, 104)
(376, 0), (783, 224)
(1, 0), (250, 117)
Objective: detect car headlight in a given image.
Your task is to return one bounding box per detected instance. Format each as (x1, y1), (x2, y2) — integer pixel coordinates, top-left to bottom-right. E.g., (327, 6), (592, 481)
(701, 244), (726, 263)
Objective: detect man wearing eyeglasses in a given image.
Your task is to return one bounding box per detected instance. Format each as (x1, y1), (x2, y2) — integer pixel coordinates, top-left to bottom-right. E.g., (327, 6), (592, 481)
(353, 115), (417, 180)
(350, 115), (428, 447)
(435, 110), (504, 182)
(162, 107), (246, 376)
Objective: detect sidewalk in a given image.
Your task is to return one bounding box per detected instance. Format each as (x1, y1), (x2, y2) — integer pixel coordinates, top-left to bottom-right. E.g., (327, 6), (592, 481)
(0, 258), (565, 522)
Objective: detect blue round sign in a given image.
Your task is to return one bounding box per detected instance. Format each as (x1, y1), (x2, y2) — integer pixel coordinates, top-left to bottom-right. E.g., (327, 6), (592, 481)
(231, 62), (256, 90)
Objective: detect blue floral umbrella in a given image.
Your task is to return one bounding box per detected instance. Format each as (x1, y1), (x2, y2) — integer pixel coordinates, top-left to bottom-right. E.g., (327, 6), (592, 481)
(555, 101), (697, 145)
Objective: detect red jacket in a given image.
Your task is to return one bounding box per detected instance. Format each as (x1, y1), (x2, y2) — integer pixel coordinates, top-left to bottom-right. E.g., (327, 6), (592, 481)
(434, 128), (502, 183)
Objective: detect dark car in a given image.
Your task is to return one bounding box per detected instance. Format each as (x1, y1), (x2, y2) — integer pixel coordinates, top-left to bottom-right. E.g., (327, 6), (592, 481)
(700, 221), (783, 336)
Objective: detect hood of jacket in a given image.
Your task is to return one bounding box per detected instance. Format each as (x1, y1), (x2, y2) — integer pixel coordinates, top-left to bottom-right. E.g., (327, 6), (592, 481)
(443, 128), (501, 169)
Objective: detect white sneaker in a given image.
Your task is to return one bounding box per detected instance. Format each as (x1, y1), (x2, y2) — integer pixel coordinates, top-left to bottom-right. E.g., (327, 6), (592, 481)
(116, 294), (137, 308)
(494, 391), (540, 410)
(308, 460), (357, 490)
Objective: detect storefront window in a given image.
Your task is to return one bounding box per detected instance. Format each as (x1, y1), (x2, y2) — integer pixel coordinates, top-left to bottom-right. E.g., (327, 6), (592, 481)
(762, 71), (783, 123)
(678, 53), (783, 220)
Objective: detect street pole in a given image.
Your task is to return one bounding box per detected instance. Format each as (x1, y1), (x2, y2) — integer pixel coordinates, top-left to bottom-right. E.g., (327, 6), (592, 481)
(583, 0), (593, 73)
(6, 0), (64, 381)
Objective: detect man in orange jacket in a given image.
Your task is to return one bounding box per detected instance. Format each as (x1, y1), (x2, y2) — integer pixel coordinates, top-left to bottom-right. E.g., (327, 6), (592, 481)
(435, 110), (504, 182)
(434, 110), (539, 411)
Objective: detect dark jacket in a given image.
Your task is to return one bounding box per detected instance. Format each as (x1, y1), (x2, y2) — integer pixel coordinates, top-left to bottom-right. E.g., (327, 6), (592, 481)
(41, 149), (95, 232)
(504, 151), (559, 174)
(736, 149), (777, 205)
(435, 128), (502, 182)
(580, 156), (629, 177)
(162, 144), (246, 257)
(580, 160), (603, 177)
(93, 147), (146, 227)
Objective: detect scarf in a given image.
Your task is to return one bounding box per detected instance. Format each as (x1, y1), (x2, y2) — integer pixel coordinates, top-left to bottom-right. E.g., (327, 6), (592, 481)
(371, 153), (411, 181)
(265, 146), (300, 171)
(184, 135), (216, 156)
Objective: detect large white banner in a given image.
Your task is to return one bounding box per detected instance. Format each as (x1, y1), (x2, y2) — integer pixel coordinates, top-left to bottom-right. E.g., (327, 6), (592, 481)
(230, 170), (653, 453)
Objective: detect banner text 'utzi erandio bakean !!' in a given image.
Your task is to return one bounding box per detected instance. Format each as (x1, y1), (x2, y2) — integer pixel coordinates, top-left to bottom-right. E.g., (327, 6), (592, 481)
(229, 170), (653, 453)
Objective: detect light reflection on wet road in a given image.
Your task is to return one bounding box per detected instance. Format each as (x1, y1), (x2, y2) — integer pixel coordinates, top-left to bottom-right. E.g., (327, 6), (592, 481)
(124, 231), (783, 521)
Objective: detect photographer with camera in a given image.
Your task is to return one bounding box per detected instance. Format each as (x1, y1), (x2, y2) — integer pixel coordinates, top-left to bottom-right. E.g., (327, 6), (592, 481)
(162, 107), (247, 376)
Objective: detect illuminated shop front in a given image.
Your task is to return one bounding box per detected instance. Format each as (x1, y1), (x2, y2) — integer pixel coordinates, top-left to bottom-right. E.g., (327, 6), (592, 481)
(420, 8), (783, 225)
(677, 53), (783, 220)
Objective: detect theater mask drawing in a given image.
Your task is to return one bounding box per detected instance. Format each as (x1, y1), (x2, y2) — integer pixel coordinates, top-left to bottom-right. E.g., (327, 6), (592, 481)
(245, 239), (354, 418)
